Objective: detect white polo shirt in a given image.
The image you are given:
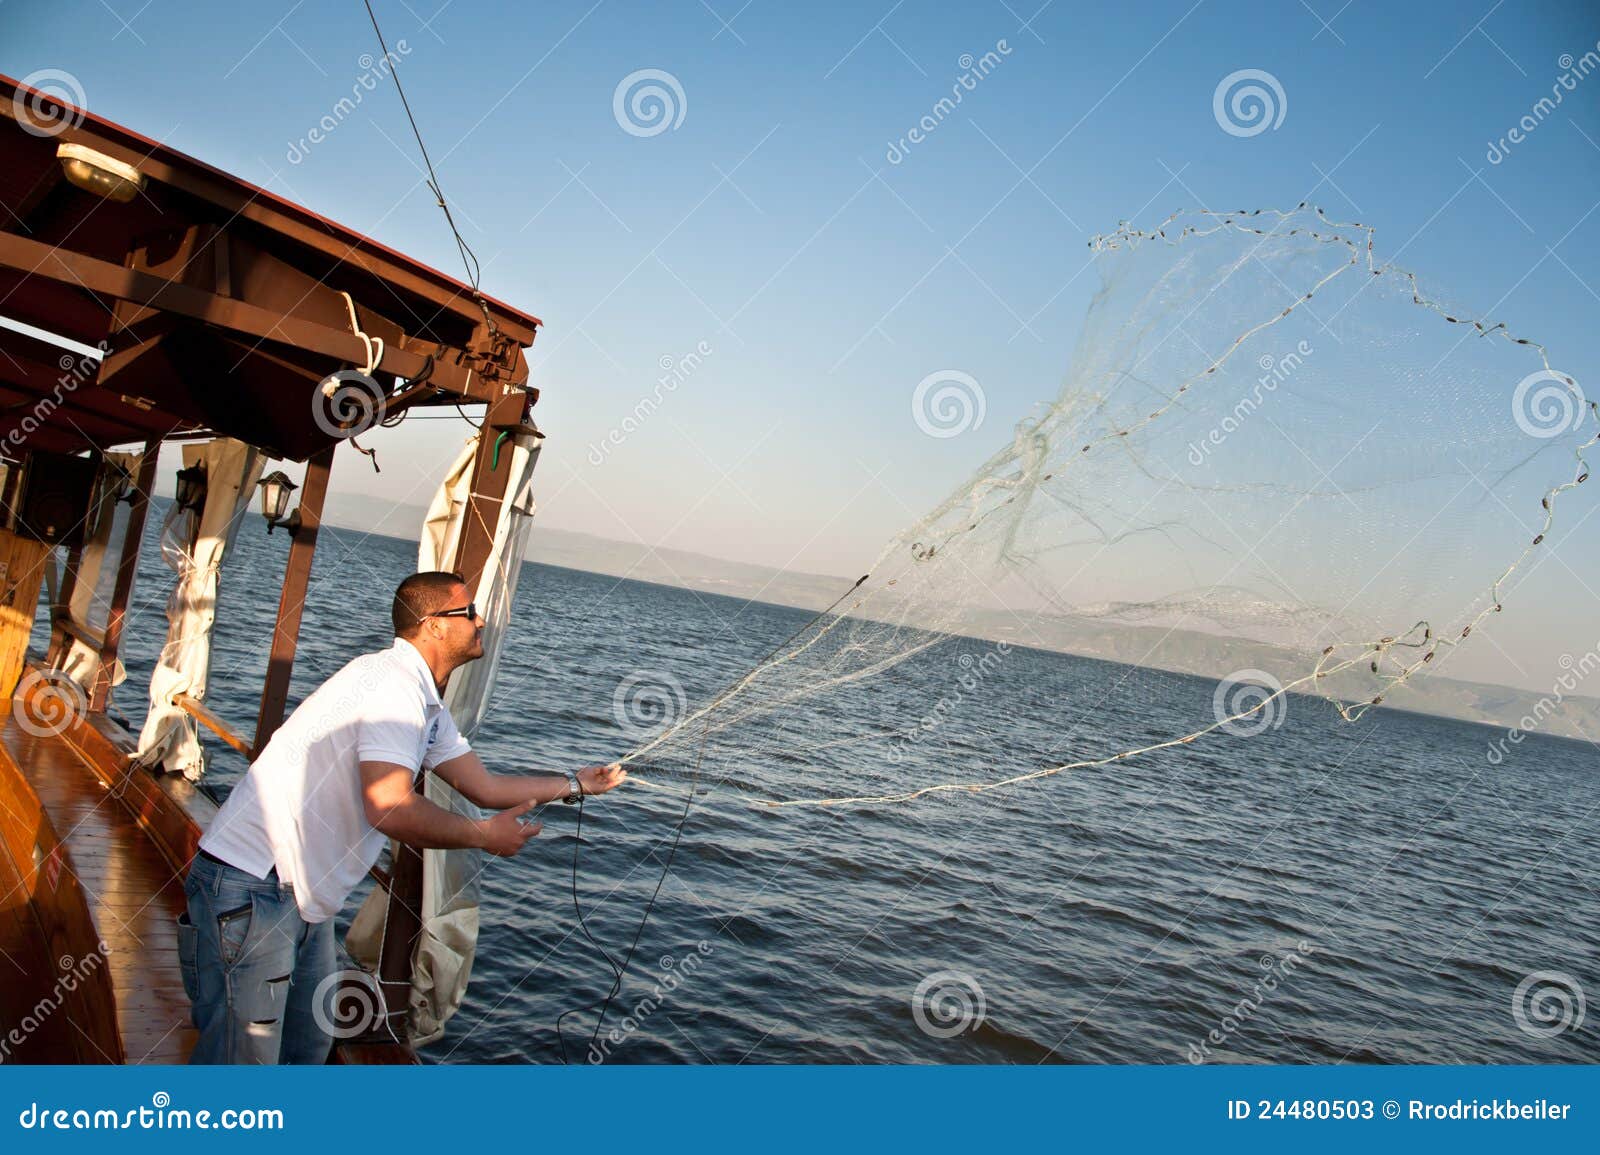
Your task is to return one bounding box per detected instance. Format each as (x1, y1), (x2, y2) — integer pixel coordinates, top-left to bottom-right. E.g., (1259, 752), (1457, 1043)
(200, 637), (472, 923)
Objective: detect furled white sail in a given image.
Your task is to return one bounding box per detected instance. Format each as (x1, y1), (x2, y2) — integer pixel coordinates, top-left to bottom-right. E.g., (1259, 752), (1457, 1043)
(133, 438), (263, 780)
(56, 449), (143, 692)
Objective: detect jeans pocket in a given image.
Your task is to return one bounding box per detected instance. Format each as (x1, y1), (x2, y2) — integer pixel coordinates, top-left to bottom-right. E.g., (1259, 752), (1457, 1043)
(176, 912), (199, 1003)
(217, 898), (255, 969)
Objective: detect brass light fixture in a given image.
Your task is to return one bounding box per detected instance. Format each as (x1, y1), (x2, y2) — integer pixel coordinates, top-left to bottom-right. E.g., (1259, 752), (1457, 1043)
(173, 463), (207, 511)
(257, 470), (301, 535)
(56, 143), (147, 204)
(107, 462), (135, 504)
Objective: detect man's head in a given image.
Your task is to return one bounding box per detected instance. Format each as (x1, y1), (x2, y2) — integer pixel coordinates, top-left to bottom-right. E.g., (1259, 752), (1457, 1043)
(392, 571), (485, 674)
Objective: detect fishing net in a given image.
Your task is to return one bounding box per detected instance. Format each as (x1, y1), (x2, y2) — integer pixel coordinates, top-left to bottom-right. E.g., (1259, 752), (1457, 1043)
(622, 207), (1594, 808)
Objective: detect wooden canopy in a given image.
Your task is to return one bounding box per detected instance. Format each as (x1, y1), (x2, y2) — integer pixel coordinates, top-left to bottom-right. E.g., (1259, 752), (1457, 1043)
(0, 71), (541, 460)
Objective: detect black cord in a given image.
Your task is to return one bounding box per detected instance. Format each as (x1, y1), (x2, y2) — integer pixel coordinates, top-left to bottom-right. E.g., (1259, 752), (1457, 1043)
(370, 410), (486, 422)
(554, 793), (624, 1063)
(555, 770), (697, 1064)
(553, 574), (870, 1063)
(360, 0), (498, 335)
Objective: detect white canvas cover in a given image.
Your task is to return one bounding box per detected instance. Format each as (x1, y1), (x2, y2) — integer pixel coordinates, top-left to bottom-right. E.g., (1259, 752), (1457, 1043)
(347, 427), (542, 1046)
(134, 439), (263, 780)
(57, 449), (142, 691)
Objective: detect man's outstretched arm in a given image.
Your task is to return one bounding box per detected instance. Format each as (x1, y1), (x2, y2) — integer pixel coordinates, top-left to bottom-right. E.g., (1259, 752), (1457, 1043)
(359, 760), (541, 857)
(429, 751), (627, 810)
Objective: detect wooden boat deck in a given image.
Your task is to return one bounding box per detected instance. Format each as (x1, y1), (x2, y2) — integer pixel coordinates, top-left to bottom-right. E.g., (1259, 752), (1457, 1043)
(0, 715), (196, 1063)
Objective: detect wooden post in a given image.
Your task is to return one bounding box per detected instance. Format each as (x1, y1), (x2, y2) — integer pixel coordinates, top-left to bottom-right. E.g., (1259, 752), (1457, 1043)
(45, 542), (83, 668)
(452, 390), (531, 590)
(49, 451), (116, 666)
(375, 830), (424, 1033)
(251, 444), (334, 754)
(91, 442), (159, 712)
(0, 532), (53, 698)
(376, 387), (531, 1031)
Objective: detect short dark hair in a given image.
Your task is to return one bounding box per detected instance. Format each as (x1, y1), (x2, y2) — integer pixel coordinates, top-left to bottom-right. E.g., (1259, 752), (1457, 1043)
(392, 571), (467, 638)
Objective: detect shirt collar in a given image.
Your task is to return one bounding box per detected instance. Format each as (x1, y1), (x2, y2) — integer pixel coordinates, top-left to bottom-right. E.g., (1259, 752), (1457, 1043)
(391, 637), (444, 710)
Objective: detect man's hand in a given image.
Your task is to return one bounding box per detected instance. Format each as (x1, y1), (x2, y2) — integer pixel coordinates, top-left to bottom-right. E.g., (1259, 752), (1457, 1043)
(478, 798), (542, 857)
(576, 762), (628, 797)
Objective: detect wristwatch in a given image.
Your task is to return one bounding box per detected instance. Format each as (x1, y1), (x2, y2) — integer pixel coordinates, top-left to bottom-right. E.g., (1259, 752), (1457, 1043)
(562, 771), (583, 805)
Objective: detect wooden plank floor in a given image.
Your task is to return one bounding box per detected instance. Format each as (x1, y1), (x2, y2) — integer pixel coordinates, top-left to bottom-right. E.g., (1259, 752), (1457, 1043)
(1, 717), (196, 1063)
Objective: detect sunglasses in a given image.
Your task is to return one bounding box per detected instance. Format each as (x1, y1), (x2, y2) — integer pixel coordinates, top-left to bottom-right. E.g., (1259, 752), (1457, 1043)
(426, 602), (478, 622)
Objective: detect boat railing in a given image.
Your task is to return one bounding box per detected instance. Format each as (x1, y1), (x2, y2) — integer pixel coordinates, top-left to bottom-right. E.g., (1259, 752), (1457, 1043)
(172, 693), (253, 759)
(48, 613), (105, 651)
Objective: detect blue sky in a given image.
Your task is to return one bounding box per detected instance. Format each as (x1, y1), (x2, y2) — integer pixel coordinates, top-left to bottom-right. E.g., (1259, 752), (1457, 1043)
(4, 0), (1598, 688)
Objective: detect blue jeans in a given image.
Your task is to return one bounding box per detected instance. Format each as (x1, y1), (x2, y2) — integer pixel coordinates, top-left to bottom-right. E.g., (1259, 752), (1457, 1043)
(177, 853), (335, 1064)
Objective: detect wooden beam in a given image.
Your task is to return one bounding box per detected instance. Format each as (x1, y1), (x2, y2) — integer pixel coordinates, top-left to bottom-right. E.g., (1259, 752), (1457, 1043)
(90, 442), (157, 712)
(6, 167), (64, 237)
(13, 97), (543, 345)
(252, 444), (333, 753)
(0, 230), (499, 402)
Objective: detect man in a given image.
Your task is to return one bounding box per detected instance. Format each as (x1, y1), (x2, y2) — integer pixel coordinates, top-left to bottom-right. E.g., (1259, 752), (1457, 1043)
(177, 571), (626, 1063)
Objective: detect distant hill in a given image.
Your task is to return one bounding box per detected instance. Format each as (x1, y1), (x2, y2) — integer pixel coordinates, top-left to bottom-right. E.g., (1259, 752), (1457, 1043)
(321, 491), (430, 543)
(915, 605), (1600, 745)
(523, 527), (855, 611)
(319, 491), (854, 611)
(318, 491), (1600, 745)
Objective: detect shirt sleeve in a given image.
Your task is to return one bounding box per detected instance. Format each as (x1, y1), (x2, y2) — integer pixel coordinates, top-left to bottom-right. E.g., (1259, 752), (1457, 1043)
(356, 692), (428, 770)
(422, 706), (472, 770)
